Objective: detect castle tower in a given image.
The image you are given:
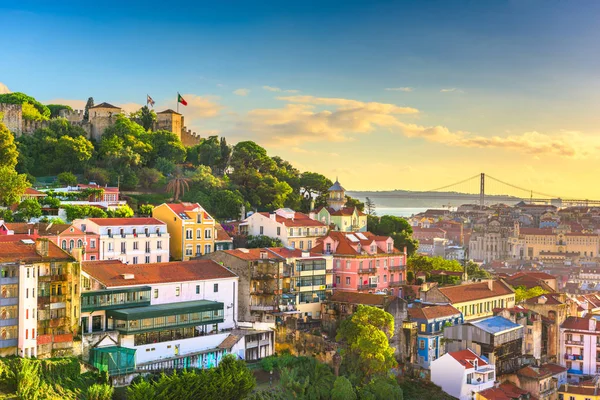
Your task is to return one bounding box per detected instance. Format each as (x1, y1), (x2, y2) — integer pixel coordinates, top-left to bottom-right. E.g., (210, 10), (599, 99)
(88, 102), (122, 141)
(156, 109), (183, 140)
(327, 179), (347, 211)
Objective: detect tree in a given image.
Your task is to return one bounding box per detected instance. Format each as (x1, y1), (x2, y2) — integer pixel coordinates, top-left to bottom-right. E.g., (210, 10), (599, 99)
(0, 166), (30, 206)
(137, 167), (164, 189)
(299, 172), (332, 209)
(139, 204), (154, 216)
(331, 376), (356, 400)
(85, 168), (110, 186)
(218, 137), (231, 174)
(0, 122), (18, 169)
(407, 255), (463, 274)
(213, 353), (256, 399)
(0, 92), (50, 120)
(369, 215), (418, 256)
(54, 135), (94, 172)
(166, 169), (190, 201)
(57, 172), (78, 186)
(83, 97), (94, 121)
(130, 106), (157, 131)
(345, 196), (364, 212)
(246, 235), (283, 248)
(515, 286), (549, 303)
(108, 205), (134, 218)
(358, 376), (403, 400)
(336, 305), (396, 381)
(15, 199), (42, 221)
(365, 197), (376, 216)
(46, 104), (73, 119)
(155, 157), (176, 176)
(148, 130), (186, 164)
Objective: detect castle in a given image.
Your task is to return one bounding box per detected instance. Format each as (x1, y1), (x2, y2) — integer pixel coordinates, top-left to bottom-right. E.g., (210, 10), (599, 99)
(0, 102), (202, 146)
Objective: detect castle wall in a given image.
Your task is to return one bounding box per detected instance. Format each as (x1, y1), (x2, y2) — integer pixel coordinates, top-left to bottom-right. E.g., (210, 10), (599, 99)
(181, 127), (201, 146)
(0, 104), (23, 133)
(58, 109), (84, 123)
(90, 116), (117, 141)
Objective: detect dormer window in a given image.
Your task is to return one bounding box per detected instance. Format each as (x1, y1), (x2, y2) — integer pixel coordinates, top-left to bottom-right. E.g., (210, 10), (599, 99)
(197, 214), (202, 223)
(371, 245), (376, 253)
(357, 244), (361, 253)
(326, 243), (332, 253)
(120, 228), (124, 238)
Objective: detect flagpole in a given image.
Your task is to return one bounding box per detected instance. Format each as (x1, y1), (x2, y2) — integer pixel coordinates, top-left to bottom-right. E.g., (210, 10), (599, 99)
(177, 93), (179, 114)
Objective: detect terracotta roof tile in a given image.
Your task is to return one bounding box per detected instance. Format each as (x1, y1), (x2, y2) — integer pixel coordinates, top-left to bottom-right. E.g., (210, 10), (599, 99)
(408, 304), (461, 320)
(0, 239), (72, 262)
(215, 225), (232, 242)
(87, 218), (165, 226)
(24, 187), (47, 196)
(447, 349), (488, 368)
(82, 259), (237, 287)
(478, 382), (530, 400)
(438, 280), (514, 303)
(328, 290), (391, 306)
(257, 212), (326, 228)
(558, 383), (599, 396)
(561, 316), (600, 332)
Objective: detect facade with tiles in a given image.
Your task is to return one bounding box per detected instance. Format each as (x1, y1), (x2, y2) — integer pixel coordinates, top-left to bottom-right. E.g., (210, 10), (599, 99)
(72, 218), (169, 264)
(311, 231), (406, 296)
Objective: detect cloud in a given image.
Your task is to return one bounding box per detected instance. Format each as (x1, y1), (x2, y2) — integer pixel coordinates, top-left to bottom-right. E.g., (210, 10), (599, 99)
(176, 94), (223, 118)
(440, 88), (464, 93)
(0, 82), (10, 94)
(233, 88), (250, 96)
(119, 103), (144, 114)
(385, 87), (413, 92)
(276, 95), (419, 114)
(45, 98), (86, 109)
(263, 85), (299, 93)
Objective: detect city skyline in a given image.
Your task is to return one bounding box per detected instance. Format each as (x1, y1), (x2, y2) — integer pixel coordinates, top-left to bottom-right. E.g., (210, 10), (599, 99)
(2, 1), (600, 197)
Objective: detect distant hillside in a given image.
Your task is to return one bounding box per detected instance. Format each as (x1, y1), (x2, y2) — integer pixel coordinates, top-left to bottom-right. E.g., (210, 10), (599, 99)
(347, 190), (521, 208)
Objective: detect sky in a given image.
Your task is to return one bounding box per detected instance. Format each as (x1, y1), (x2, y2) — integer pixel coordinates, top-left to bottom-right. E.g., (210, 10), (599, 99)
(2, 0), (600, 198)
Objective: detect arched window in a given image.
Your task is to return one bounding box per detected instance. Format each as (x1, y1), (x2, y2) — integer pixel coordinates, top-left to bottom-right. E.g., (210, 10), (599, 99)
(61, 240), (67, 250)
(77, 239), (83, 248)
(69, 240), (74, 250)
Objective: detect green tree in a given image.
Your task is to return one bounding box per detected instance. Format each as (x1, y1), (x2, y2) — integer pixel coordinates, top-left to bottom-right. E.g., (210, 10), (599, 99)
(514, 285), (549, 303)
(218, 137), (232, 174)
(57, 172), (78, 186)
(148, 130), (186, 164)
(83, 383), (113, 400)
(155, 157), (176, 175)
(166, 168), (190, 201)
(365, 197), (376, 216)
(126, 379), (155, 400)
(331, 376), (356, 400)
(0, 92), (50, 120)
(195, 136), (223, 171)
(299, 172), (332, 209)
(0, 166), (29, 206)
(344, 196), (364, 212)
(137, 167), (164, 189)
(336, 305), (397, 381)
(130, 105), (157, 131)
(46, 104), (73, 119)
(358, 376), (403, 400)
(407, 255), (463, 274)
(0, 121), (18, 169)
(55, 135), (94, 172)
(21, 102), (47, 121)
(85, 167), (110, 186)
(246, 235), (283, 248)
(15, 199), (42, 221)
(369, 215), (418, 256)
(108, 205), (134, 218)
(83, 97), (94, 121)
(138, 204), (154, 216)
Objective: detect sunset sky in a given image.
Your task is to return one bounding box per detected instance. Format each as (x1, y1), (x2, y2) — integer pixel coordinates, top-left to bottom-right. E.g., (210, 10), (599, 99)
(2, 1), (600, 198)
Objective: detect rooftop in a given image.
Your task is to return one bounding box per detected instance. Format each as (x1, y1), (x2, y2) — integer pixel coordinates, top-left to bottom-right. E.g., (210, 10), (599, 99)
(89, 102), (120, 109)
(256, 211), (326, 228)
(470, 316), (522, 334)
(329, 291), (392, 307)
(408, 304), (461, 321)
(437, 279), (514, 304)
(0, 239), (73, 263)
(447, 348), (489, 369)
(87, 218), (165, 226)
(82, 259), (237, 287)
(478, 382), (530, 400)
(328, 180), (345, 192)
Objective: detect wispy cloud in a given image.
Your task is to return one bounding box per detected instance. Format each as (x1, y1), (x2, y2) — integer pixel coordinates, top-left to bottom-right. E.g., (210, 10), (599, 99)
(440, 88), (464, 93)
(263, 85), (299, 94)
(385, 87), (413, 92)
(233, 88), (250, 96)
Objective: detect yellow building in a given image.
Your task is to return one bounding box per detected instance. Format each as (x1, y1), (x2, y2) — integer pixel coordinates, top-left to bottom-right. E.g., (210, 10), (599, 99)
(558, 383), (600, 400)
(152, 203), (216, 261)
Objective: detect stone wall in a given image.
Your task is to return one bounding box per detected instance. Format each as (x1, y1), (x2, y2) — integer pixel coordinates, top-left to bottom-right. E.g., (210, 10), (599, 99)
(0, 103), (23, 133)
(181, 127), (202, 146)
(58, 109), (85, 122)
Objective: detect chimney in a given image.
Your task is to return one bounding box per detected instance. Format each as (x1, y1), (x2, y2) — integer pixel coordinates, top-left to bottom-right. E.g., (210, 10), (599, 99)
(72, 247), (84, 262)
(35, 238), (50, 257)
(269, 213), (276, 221)
(487, 280), (494, 291)
(590, 318), (597, 332)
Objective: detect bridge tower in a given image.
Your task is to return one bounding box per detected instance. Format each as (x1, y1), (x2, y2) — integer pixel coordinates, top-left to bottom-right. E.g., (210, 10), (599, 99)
(480, 173), (485, 207)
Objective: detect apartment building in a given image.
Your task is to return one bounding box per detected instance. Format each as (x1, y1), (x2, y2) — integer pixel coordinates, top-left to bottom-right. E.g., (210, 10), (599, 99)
(242, 208), (327, 250)
(153, 203), (216, 261)
(420, 279), (516, 321)
(431, 349), (496, 400)
(72, 218), (169, 264)
(559, 316), (600, 377)
(525, 293), (570, 361)
(311, 231), (406, 296)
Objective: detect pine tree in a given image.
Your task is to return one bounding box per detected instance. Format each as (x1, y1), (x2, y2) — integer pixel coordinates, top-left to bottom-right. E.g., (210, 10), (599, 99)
(83, 97), (94, 121)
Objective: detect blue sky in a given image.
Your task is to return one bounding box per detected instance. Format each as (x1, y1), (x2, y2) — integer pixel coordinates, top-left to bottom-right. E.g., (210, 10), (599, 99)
(2, 1), (600, 196)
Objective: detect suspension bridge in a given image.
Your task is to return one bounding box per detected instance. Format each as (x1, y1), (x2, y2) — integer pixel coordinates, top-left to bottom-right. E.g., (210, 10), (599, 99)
(369, 173), (600, 207)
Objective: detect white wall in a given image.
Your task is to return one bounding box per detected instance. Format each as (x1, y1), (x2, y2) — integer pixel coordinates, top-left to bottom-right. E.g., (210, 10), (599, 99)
(245, 213), (288, 244)
(18, 264), (38, 358)
(132, 332), (230, 364)
(431, 354), (464, 399)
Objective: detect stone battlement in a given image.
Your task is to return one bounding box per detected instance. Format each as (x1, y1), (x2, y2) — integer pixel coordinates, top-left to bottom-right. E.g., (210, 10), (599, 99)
(22, 119), (51, 134)
(181, 126), (201, 146)
(59, 109), (85, 122)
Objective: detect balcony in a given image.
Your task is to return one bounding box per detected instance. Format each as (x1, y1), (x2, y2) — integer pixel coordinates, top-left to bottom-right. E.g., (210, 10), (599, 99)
(252, 273), (276, 280)
(388, 280), (405, 287)
(50, 274), (70, 282)
(358, 284), (378, 290)
(50, 295), (66, 303)
(565, 353), (583, 360)
(250, 288), (276, 295)
(81, 287), (152, 312)
(388, 266), (404, 272)
(565, 340), (584, 346)
(250, 305), (277, 311)
(358, 268), (377, 274)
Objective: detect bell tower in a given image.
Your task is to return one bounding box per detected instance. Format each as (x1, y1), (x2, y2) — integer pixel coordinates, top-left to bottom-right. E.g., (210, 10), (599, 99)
(327, 178), (347, 211)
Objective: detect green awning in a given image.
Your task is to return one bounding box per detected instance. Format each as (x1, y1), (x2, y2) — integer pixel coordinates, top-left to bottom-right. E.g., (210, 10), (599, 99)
(82, 286), (152, 297)
(106, 300), (224, 321)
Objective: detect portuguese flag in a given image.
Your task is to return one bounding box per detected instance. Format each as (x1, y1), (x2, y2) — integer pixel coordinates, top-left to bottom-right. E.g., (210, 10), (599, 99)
(177, 93), (188, 106)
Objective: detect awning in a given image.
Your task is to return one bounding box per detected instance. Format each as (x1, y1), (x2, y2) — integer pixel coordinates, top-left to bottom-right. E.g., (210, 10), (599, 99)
(106, 300), (223, 321)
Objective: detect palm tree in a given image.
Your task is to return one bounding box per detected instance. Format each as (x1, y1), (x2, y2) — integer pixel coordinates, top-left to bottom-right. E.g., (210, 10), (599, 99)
(166, 168), (190, 201)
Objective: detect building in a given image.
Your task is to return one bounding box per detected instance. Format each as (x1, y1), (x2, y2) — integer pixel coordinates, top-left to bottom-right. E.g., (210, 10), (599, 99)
(0, 238), (80, 358)
(312, 206), (367, 233)
(39, 182), (125, 210)
(509, 224), (600, 260)
(242, 208), (327, 250)
(215, 225), (233, 251)
(38, 223), (100, 261)
(72, 218), (169, 264)
(525, 293), (570, 362)
(311, 231), (406, 296)
(152, 202), (216, 261)
(504, 271), (558, 292)
(494, 306), (546, 361)
(558, 380), (600, 400)
(320, 291), (411, 363)
(408, 304), (463, 369)
(20, 187), (47, 202)
(206, 248), (333, 323)
(476, 382), (532, 400)
(444, 316), (525, 375)
(420, 279), (516, 321)
(431, 349), (496, 400)
(505, 363), (567, 400)
(80, 258), (274, 373)
(469, 219), (511, 263)
(559, 316), (600, 377)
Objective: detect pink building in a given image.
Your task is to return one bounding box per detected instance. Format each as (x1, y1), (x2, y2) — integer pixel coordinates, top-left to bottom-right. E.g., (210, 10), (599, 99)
(312, 231), (406, 296)
(39, 224), (100, 261)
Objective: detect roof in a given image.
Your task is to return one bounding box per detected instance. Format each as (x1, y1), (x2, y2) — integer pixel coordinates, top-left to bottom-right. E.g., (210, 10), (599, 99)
(161, 203), (213, 221)
(89, 102), (120, 109)
(87, 218), (165, 226)
(222, 248), (283, 261)
(256, 211), (326, 228)
(23, 187), (47, 196)
(106, 299), (222, 320)
(311, 231), (401, 256)
(328, 180), (345, 192)
(215, 224), (232, 242)
(218, 333), (243, 349)
(518, 364), (566, 379)
(478, 382), (530, 400)
(447, 349), (488, 369)
(504, 273), (554, 292)
(157, 109), (181, 115)
(82, 259), (237, 287)
(437, 280), (514, 304)
(0, 239), (73, 263)
(408, 304), (461, 321)
(525, 293), (565, 306)
(470, 316), (522, 334)
(558, 383), (600, 396)
(561, 316), (600, 332)
(328, 291), (391, 306)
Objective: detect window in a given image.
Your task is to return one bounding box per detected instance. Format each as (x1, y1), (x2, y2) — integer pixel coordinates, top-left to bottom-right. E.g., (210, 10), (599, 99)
(176, 287), (180, 296)
(107, 229), (112, 237)
(27, 269), (30, 278)
(157, 241), (162, 249)
(145, 242), (151, 253)
(26, 289), (28, 298)
(326, 243), (332, 253)
(205, 229), (212, 239)
(197, 229), (202, 239)
(196, 285), (200, 294)
(299, 241), (304, 250)
(90, 256), (96, 261)
(69, 240), (74, 250)
(157, 256), (162, 263)
(277, 227), (281, 235)
(346, 277), (350, 285)
(290, 241), (295, 249)
(260, 226), (264, 235)
(384, 275), (387, 282)
(77, 239), (83, 248)
(308, 240), (312, 250)
(197, 214), (202, 223)
(214, 283), (219, 292)
(154, 289), (158, 298)
(346, 261), (351, 269)
(419, 340), (425, 350)
(204, 244), (211, 254)
(133, 242), (139, 250)
(108, 243), (114, 252)
(145, 256), (150, 264)
(90, 239), (96, 249)
(196, 244), (201, 256)
(61, 240), (67, 250)
(336, 276), (340, 284)
(121, 242), (126, 254)
(185, 247), (193, 256)
(466, 373), (473, 384)
(133, 257), (138, 264)
(186, 229), (192, 239)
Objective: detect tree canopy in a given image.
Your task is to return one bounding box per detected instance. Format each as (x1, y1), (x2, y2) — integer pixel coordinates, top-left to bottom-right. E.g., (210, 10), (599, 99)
(368, 215), (418, 256)
(514, 285), (549, 303)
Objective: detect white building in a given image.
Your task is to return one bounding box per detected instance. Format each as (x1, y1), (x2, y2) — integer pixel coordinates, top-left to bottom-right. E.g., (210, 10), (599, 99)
(430, 349), (496, 400)
(17, 261), (38, 358)
(242, 208), (327, 250)
(559, 316), (600, 377)
(72, 218), (169, 264)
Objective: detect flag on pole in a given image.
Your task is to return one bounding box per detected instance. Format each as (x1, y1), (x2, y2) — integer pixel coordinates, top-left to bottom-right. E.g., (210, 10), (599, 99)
(177, 93), (188, 106)
(146, 95), (155, 107)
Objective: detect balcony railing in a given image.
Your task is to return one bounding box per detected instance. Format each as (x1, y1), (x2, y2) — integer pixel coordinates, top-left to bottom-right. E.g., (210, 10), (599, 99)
(565, 354), (583, 360)
(252, 273), (276, 280)
(358, 268), (376, 274)
(250, 288), (276, 295)
(388, 280), (405, 287)
(388, 266), (404, 272)
(566, 340), (584, 346)
(250, 305), (277, 311)
(358, 284), (378, 290)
